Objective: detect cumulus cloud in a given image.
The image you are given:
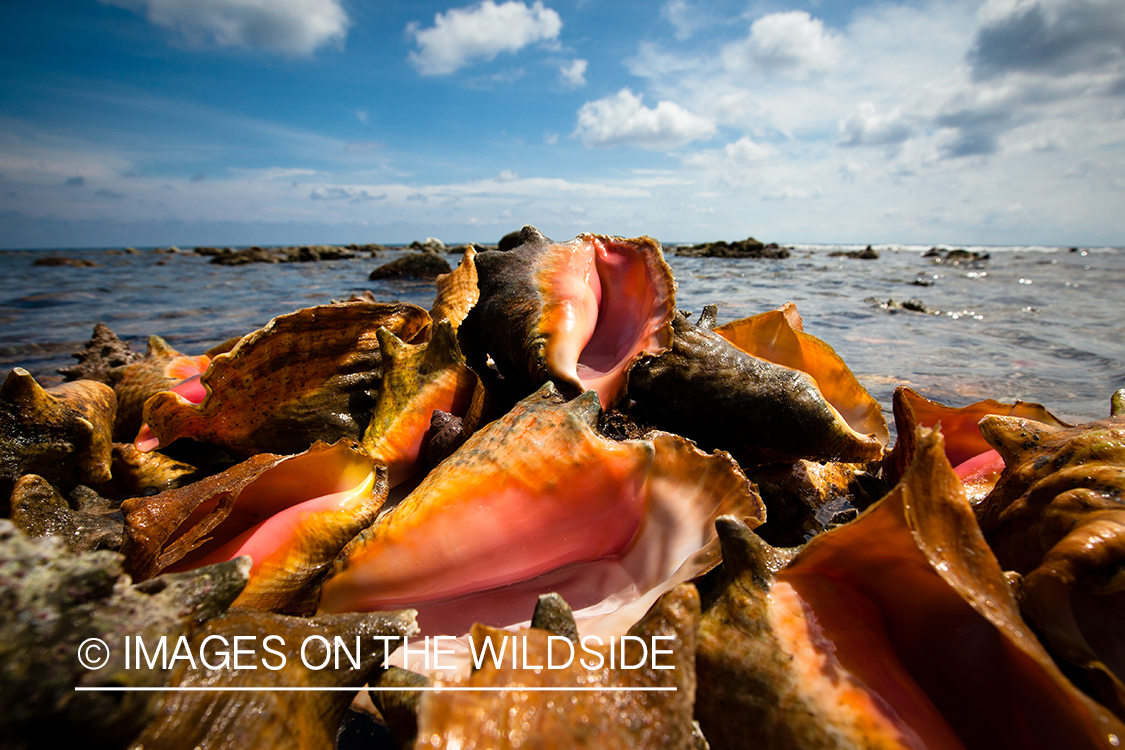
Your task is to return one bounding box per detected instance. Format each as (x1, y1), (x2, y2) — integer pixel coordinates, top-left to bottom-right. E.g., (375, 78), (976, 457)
(574, 88), (715, 150)
(663, 0), (704, 40)
(559, 58), (587, 88)
(724, 11), (841, 76)
(100, 0), (349, 55)
(407, 0), (562, 76)
(970, 0), (1125, 80)
(838, 103), (913, 146)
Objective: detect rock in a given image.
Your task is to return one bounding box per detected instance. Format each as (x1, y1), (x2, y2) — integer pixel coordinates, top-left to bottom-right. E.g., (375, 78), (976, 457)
(675, 237), (790, 259)
(192, 246), (227, 256)
(409, 237), (446, 253)
(209, 246), (283, 265)
(124, 247), (140, 254)
(345, 243), (386, 255)
(32, 256), (97, 267)
(369, 252), (452, 280)
(285, 245), (356, 262)
(865, 297), (936, 314)
(924, 247), (989, 266)
(58, 322), (142, 382)
(497, 230), (524, 252)
(829, 244), (879, 259)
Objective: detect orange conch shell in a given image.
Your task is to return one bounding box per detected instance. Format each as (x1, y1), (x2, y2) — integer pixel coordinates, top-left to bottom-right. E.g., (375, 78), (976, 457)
(138, 301), (431, 456)
(122, 439), (386, 613)
(695, 427), (1125, 749)
(714, 301), (889, 448)
(883, 386), (1070, 499)
(320, 382), (764, 660)
(429, 246), (480, 330)
(361, 320), (477, 487)
(110, 335), (208, 441)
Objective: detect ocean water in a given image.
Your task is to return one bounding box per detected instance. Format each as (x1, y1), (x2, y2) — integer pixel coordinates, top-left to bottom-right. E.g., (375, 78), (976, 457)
(1, 243), (1122, 431)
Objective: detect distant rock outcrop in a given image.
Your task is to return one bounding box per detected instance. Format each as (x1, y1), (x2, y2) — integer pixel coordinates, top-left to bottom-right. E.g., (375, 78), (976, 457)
(368, 252), (452, 280)
(675, 237), (790, 259)
(923, 247), (989, 266)
(33, 257), (98, 267)
(829, 245), (880, 260)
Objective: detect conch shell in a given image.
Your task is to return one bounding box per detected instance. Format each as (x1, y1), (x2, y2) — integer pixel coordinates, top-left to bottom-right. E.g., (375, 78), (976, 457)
(975, 410), (1125, 718)
(413, 585), (701, 750)
(695, 427), (1125, 749)
(122, 439), (385, 613)
(319, 382), (764, 650)
(627, 312), (884, 467)
(137, 301), (431, 456)
(884, 386), (1070, 501)
(109, 335), (208, 441)
(714, 301), (889, 448)
(458, 226), (676, 408)
(0, 369), (116, 508)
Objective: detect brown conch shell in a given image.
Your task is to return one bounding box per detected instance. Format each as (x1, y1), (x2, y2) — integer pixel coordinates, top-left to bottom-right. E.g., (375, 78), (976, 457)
(883, 386), (1070, 499)
(626, 312), (885, 467)
(412, 585), (700, 750)
(695, 427), (1125, 750)
(429, 245), (480, 329)
(975, 411), (1125, 717)
(361, 320), (477, 487)
(10, 474), (123, 552)
(458, 226), (676, 408)
(110, 335), (208, 441)
(131, 608), (418, 750)
(0, 369), (116, 507)
(714, 301), (889, 448)
(320, 382), (764, 652)
(94, 442), (205, 500)
(138, 301), (431, 456)
(123, 439), (386, 613)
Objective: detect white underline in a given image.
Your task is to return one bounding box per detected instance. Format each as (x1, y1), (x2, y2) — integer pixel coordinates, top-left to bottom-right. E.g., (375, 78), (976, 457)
(74, 686), (677, 692)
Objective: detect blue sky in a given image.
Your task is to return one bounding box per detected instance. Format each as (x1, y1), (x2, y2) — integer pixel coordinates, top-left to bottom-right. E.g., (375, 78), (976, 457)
(1, 0), (1123, 248)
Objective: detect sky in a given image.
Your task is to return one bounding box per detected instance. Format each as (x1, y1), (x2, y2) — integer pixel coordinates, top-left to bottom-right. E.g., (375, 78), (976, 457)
(0, 0), (1123, 249)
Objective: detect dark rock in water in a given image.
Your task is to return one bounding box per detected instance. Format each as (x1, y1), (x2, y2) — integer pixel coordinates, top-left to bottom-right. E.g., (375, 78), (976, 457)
(865, 296), (936, 314)
(59, 322), (142, 382)
(287, 244), (355, 262)
(33, 256), (98, 267)
(210, 246), (282, 265)
(409, 237), (446, 253)
(192, 246), (227, 256)
(345, 242), (386, 255)
(498, 229), (524, 252)
(925, 247), (989, 266)
(902, 298), (929, 312)
(675, 237), (790, 259)
(369, 252), (452, 280)
(829, 244), (879, 259)
(912, 275), (937, 287)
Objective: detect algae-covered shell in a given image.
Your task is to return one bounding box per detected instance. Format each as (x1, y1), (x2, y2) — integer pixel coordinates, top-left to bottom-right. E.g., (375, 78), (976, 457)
(627, 312), (884, 467)
(320, 382), (764, 650)
(0, 369), (116, 506)
(458, 226), (676, 408)
(123, 439), (386, 613)
(138, 301), (431, 456)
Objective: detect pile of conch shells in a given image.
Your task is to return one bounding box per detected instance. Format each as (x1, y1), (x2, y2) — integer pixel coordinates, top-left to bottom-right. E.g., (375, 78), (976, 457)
(2, 225), (1124, 749)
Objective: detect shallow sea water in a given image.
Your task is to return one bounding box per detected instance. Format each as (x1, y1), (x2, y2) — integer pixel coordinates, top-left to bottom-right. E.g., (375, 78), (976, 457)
(1, 243), (1122, 433)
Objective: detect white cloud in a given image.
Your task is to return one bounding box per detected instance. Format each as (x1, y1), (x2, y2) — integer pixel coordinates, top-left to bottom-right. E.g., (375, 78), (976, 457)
(559, 58), (587, 88)
(663, 0), (704, 40)
(100, 0), (349, 55)
(407, 1), (562, 76)
(724, 11), (841, 76)
(683, 136), (775, 168)
(574, 88), (715, 150)
(838, 103), (913, 146)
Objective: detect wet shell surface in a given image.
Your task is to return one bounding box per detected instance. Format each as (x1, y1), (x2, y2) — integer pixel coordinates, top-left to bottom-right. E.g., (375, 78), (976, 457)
(458, 226), (676, 408)
(975, 412), (1125, 717)
(110, 334), (209, 441)
(319, 382), (764, 650)
(122, 439), (386, 613)
(627, 311), (885, 467)
(138, 301), (432, 456)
